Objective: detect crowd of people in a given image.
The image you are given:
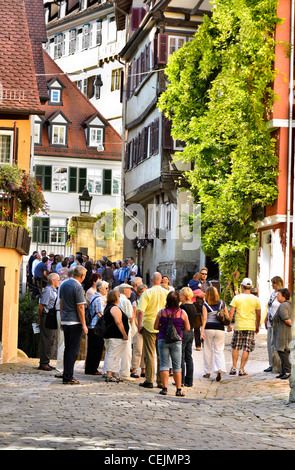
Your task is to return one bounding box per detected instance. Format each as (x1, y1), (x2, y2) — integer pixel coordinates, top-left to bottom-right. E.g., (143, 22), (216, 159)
(27, 249), (293, 394)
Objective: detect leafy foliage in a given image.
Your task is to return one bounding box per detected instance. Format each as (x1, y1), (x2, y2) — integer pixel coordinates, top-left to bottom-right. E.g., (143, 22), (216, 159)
(18, 291), (40, 358)
(158, 0), (281, 299)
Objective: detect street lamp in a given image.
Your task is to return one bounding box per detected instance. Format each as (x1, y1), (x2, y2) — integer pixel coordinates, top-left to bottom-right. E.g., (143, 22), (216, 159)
(79, 186), (92, 215)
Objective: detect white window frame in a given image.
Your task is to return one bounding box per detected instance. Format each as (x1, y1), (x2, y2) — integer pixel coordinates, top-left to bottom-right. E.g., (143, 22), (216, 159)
(89, 127), (103, 148)
(168, 36), (186, 57)
(0, 131), (13, 164)
(50, 89), (61, 103)
(52, 166), (68, 193)
(111, 68), (122, 92)
(34, 123), (41, 145)
(87, 168), (102, 195)
(107, 15), (117, 43)
(112, 170), (121, 196)
(50, 218), (67, 244)
(52, 125), (66, 145)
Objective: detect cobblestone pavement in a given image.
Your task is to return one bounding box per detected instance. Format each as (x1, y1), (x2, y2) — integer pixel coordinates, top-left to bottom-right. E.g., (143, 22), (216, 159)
(1, 329), (295, 452)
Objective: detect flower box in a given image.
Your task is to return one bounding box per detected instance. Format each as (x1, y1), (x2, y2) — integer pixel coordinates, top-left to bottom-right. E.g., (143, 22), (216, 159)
(4, 225), (18, 249)
(0, 225), (6, 246)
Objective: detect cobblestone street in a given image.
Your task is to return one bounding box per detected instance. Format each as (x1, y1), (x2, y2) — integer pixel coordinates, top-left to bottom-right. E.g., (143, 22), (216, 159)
(1, 329), (295, 452)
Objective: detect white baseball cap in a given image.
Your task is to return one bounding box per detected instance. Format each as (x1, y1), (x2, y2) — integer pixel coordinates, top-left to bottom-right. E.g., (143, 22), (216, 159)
(241, 277), (252, 288)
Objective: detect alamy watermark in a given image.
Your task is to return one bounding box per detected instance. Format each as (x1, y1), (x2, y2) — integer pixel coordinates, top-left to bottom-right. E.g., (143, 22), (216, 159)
(92, 202), (201, 252)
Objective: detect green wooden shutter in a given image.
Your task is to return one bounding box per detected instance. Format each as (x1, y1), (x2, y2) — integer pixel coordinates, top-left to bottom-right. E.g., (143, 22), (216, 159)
(78, 168), (87, 193)
(41, 218), (50, 244)
(69, 167), (77, 192)
(103, 169), (112, 195)
(44, 166), (52, 191)
(32, 218), (40, 243)
(35, 166), (43, 187)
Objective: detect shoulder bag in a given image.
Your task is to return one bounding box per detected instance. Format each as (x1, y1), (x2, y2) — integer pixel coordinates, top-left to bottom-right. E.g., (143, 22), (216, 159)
(164, 309), (181, 343)
(45, 296), (58, 330)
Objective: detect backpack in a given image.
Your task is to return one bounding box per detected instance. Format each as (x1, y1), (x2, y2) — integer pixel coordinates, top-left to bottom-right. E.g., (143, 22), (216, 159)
(93, 314), (108, 338)
(85, 296), (97, 327)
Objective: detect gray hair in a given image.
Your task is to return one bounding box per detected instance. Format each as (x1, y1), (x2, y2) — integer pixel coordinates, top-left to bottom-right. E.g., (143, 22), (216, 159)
(96, 280), (109, 292)
(48, 273), (59, 284)
(73, 266), (87, 278)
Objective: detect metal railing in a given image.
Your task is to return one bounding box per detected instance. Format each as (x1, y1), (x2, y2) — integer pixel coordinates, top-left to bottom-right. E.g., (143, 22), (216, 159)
(0, 192), (18, 223)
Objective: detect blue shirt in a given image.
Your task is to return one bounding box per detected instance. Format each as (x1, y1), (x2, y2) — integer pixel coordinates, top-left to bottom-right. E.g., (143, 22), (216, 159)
(40, 284), (57, 314)
(118, 266), (130, 282)
(88, 292), (105, 329)
(189, 279), (202, 291)
(34, 262), (47, 279)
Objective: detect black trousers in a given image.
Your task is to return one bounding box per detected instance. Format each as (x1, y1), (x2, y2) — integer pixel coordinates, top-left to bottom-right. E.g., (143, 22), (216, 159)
(85, 328), (104, 374)
(62, 324), (82, 382)
(278, 349), (291, 375)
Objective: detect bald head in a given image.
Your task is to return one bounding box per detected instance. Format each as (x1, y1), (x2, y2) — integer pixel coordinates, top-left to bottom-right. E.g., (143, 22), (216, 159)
(151, 272), (162, 285)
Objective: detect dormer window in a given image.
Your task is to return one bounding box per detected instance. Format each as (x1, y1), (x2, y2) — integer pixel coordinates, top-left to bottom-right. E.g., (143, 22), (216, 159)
(51, 89), (61, 103)
(90, 128), (103, 148)
(48, 78), (64, 105)
(83, 113), (106, 150)
(34, 115), (45, 146)
(48, 111), (71, 147)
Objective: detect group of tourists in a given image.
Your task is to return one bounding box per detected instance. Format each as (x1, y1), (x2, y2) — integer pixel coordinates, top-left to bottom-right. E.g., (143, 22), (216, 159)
(29, 249), (293, 394)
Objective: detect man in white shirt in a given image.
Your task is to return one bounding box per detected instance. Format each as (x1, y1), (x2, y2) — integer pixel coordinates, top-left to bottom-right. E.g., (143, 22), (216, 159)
(129, 257), (138, 282)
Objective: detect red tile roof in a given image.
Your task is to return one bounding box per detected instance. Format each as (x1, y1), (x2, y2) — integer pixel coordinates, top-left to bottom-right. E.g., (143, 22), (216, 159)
(36, 50), (122, 161)
(0, 0), (46, 114)
(24, 0), (49, 104)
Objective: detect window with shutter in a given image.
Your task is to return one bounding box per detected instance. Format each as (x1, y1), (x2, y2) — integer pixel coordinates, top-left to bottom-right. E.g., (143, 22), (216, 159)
(82, 24), (91, 49)
(79, 168), (87, 193)
(131, 8), (141, 31)
(35, 165), (52, 191)
(69, 29), (76, 54)
(54, 34), (63, 59)
(32, 217), (50, 243)
(157, 33), (168, 64)
(103, 169), (112, 195)
(162, 116), (173, 150)
(96, 20), (102, 45)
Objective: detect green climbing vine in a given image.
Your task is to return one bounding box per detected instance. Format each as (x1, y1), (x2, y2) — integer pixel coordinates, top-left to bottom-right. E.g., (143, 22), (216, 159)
(158, 0), (283, 300)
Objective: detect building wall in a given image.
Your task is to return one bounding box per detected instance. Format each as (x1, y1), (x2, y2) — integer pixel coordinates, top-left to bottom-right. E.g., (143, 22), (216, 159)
(0, 248), (22, 362)
(0, 117), (32, 172)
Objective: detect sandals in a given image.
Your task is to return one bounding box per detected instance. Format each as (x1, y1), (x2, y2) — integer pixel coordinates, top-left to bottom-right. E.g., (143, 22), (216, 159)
(175, 389), (185, 397)
(229, 367), (237, 375)
(159, 388), (168, 395)
(105, 376), (122, 383)
(239, 369), (248, 376)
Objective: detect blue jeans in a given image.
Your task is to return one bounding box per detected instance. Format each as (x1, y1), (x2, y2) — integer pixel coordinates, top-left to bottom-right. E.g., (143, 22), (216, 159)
(158, 339), (182, 372)
(181, 330), (194, 386)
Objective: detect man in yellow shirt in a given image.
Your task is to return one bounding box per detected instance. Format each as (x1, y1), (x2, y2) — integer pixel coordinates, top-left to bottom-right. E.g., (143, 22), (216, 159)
(137, 272), (168, 388)
(229, 278), (261, 377)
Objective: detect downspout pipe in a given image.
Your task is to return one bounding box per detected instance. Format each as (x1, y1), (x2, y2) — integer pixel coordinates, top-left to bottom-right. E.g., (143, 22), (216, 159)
(286, 0), (295, 289)
(288, 0), (295, 404)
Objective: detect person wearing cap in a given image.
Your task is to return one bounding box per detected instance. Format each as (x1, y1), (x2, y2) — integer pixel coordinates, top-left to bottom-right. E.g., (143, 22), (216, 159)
(228, 278), (261, 376)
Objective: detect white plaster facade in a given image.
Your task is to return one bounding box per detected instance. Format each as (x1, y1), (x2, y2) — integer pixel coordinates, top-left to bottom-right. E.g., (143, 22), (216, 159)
(44, 0), (126, 134)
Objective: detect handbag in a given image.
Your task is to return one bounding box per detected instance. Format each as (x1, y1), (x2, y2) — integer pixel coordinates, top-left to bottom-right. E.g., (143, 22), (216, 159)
(45, 297), (58, 329)
(164, 309), (181, 343)
(205, 301), (231, 326)
(216, 301), (231, 326)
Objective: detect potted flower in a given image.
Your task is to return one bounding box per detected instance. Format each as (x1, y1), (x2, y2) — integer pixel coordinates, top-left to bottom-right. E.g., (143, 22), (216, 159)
(0, 164), (48, 254)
